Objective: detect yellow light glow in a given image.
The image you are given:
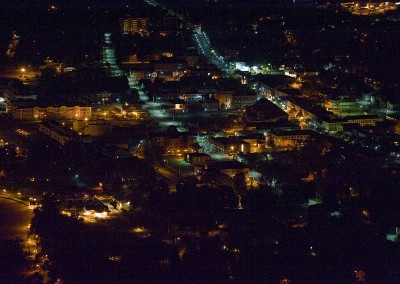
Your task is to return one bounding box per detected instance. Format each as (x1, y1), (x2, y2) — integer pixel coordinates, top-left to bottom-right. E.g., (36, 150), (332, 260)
(133, 227), (144, 233)
(94, 212), (103, 218)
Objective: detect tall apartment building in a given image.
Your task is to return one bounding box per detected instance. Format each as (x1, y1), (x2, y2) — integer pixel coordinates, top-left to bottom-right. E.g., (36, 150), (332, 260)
(119, 17), (149, 34)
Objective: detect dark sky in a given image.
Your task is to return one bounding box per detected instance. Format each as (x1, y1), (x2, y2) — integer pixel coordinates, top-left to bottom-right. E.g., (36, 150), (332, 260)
(0, 0), (136, 8)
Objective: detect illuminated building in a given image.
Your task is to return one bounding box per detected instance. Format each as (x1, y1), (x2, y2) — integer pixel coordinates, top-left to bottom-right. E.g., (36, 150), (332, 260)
(321, 118), (344, 133)
(324, 99), (361, 118)
(208, 137), (251, 154)
(343, 115), (381, 127)
(185, 153), (211, 165)
(341, 1), (398, 15)
(182, 89), (203, 103)
(214, 91), (233, 109)
(39, 121), (79, 146)
(269, 130), (313, 149)
(11, 104), (91, 121)
(151, 132), (195, 154)
(213, 90), (256, 110)
(119, 17), (149, 34)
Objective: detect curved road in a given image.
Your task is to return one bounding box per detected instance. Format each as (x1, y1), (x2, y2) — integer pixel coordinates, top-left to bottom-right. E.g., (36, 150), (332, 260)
(0, 197), (32, 241)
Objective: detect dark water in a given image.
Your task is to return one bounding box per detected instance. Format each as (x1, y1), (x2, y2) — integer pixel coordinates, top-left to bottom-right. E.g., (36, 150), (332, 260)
(0, 198), (32, 241)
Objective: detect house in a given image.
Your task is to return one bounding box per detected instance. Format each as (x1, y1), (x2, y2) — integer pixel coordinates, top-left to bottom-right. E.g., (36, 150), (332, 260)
(321, 118), (344, 133)
(185, 153), (211, 165)
(243, 98), (288, 123)
(268, 130), (314, 150)
(184, 66), (222, 78)
(119, 17), (149, 34)
(153, 59), (187, 79)
(324, 99), (360, 117)
(214, 91), (234, 110)
(244, 119), (299, 132)
(343, 115), (381, 127)
(182, 89), (203, 103)
(97, 91), (113, 104)
(231, 89), (257, 110)
(204, 98), (219, 111)
(102, 144), (132, 160)
(378, 88), (400, 111)
(205, 160), (249, 179)
(39, 121), (79, 146)
(213, 89), (257, 110)
(255, 74), (296, 99)
(11, 103), (91, 121)
(208, 137), (251, 154)
(150, 131), (195, 154)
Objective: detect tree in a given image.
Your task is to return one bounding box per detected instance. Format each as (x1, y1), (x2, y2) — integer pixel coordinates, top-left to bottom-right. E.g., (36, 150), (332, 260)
(0, 239), (26, 282)
(233, 172), (247, 193)
(176, 175), (198, 194)
(201, 172), (234, 188)
(215, 185), (239, 209)
(144, 143), (164, 165)
(242, 186), (276, 212)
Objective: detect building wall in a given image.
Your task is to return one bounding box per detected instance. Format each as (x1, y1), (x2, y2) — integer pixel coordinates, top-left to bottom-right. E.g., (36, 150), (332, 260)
(183, 93), (203, 103)
(220, 167), (249, 178)
(344, 118), (380, 127)
(155, 134), (195, 154)
(214, 91), (234, 109)
(270, 133), (310, 149)
(322, 121), (343, 133)
(12, 106), (91, 121)
(39, 123), (77, 146)
(186, 154), (211, 165)
(242, 138), (263, 153)
(208, 138), (250, 154)
(204, 100), (219, 111)
(324, 99), (360, 117)
(120, 18), (149, 34)
(231, 94), (256, 110)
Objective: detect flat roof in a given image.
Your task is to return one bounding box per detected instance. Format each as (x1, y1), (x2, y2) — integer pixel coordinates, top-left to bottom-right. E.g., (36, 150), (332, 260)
(269, 130), (316, 137)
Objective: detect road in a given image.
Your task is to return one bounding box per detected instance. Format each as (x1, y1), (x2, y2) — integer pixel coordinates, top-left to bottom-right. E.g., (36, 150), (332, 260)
(143, 0), (234, 75)
(101, 33), (188, 131)
(193, 27), (233, 74)
(101, 33), (186, 190)
(0, 189), (50, 282)
(0, 197), (32, 241)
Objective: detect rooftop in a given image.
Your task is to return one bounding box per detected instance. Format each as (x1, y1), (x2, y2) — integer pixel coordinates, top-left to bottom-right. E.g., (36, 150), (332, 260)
(269, 129), (316, 137)
(213, 160), (248, 170)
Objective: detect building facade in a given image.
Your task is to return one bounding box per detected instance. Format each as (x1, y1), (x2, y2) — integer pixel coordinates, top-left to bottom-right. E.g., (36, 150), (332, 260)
(269, 130), (312, 149)
(152, 132), (195, 154)
(119, 17), (149, 34)
(12, 105), (91, 121)
(39, 121), (79, 146)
